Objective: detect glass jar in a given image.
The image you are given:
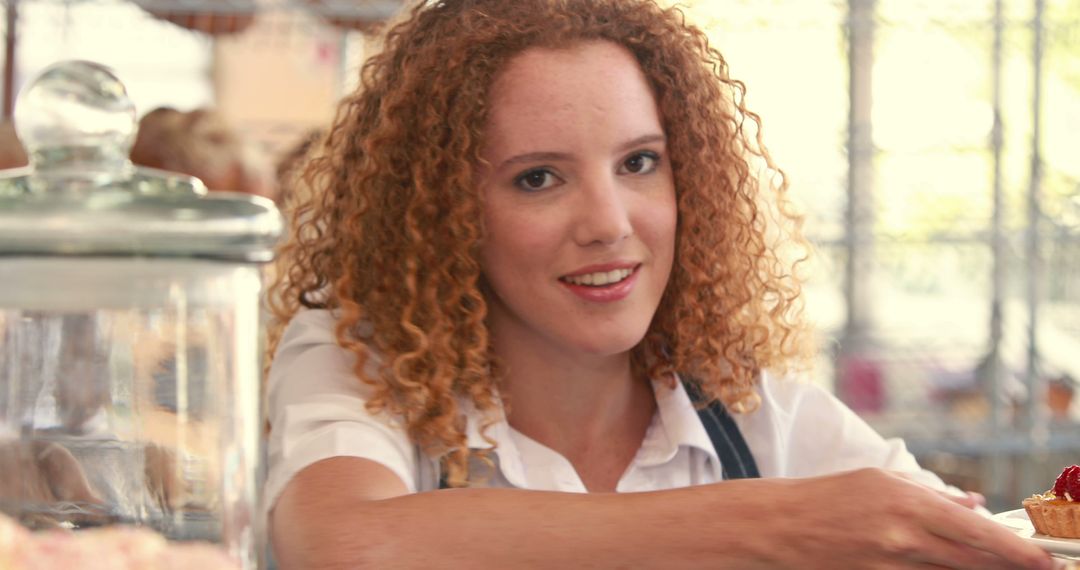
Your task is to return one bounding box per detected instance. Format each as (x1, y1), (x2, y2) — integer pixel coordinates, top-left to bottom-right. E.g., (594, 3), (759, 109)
(0, 60), (282, 569)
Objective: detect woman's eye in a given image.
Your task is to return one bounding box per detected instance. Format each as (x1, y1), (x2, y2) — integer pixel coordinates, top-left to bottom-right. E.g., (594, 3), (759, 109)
(618, 152), (660, 175)
(514, 168), (561, 191)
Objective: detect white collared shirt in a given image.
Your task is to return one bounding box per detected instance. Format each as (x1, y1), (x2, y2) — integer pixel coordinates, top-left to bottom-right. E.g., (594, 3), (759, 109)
(264, 309), (947, 514)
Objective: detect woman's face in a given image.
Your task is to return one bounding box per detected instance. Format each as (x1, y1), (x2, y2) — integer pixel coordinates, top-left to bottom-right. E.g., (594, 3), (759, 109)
(478, 40), (677, 363)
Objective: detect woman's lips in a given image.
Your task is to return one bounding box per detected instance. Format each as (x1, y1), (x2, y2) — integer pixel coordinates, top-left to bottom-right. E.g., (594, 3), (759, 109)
(558, 264), (641, 303)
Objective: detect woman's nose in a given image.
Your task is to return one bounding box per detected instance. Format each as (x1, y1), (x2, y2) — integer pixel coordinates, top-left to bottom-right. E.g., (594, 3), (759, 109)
(572, 174), (634, 246)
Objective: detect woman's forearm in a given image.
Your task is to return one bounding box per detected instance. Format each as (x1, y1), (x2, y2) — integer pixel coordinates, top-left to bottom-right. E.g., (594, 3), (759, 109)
(273, 482), (773, 569)
(271, 464), (1051, 570)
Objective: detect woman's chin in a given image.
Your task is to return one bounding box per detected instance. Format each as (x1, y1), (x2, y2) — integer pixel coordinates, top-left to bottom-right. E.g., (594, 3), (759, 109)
(569, 329), (649, 359)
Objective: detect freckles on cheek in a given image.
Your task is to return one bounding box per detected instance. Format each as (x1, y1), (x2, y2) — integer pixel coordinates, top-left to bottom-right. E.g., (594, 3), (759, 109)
(495, 227), (540, 260)
(487, 204), (533, 241)
(499, 230), (554, 278)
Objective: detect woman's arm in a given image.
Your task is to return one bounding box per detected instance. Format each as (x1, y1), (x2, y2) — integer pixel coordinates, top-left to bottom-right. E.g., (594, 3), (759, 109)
(271, 458), (1052, 570)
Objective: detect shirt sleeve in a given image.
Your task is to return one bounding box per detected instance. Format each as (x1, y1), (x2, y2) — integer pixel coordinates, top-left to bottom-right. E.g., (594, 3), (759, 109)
(733, 372), (949, 491)
(263, 310), (418, 516)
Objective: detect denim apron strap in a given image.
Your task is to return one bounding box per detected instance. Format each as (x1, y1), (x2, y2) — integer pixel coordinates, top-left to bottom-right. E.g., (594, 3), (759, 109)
(683, 379), (761, 480)
(438, 464), (451, 490)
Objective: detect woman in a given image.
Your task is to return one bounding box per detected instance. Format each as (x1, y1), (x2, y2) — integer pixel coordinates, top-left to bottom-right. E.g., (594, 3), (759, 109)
(264, 0), (1052, 568)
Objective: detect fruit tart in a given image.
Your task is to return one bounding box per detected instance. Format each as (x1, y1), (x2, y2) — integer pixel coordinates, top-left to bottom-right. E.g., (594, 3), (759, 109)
(1024, 464), (1080, 538)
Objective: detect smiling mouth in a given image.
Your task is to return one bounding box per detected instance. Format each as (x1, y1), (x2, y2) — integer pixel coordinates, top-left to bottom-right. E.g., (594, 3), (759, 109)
(560, 266), (637, 287)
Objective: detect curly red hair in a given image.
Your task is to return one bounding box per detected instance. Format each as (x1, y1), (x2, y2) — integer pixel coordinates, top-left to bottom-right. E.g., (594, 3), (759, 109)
(267, 0), (813, 486)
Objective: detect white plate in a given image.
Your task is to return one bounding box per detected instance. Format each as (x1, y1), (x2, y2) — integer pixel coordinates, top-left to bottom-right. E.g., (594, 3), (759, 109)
(992, 508), (1080, 556)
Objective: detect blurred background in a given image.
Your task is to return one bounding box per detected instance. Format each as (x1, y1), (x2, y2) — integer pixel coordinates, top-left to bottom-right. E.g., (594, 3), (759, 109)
(3, 0), (1079, 513)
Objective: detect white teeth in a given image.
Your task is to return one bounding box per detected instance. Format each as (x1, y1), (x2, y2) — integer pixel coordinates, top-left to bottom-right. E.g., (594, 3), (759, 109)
(563, 268), (632, 286)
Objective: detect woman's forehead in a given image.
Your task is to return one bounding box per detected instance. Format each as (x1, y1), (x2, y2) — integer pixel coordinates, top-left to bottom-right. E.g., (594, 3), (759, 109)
(489, 40), (642, 94)
(483, 41), (663, 153)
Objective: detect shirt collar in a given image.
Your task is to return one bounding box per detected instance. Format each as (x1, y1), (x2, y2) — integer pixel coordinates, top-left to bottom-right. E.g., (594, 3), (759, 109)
(633, 374), (722, 468)
(458, 374), (719, 483)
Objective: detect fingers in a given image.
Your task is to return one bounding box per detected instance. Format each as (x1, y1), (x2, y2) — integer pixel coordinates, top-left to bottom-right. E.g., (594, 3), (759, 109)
(809, 470), (1050, 569)
(870, 517), (1011, 569)
(890, 471), (987, 511)
(925, 499), (1054, 570)
(939, 490), (987, 511)
(905, 530), (1038, 570)
(877, 471), (1050, 568)
(940, 491), (979, 510)
(1052, 559), (1077, 570)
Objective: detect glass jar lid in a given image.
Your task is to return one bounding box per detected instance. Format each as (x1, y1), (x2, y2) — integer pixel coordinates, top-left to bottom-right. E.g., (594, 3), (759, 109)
(0, 60), (283, 263)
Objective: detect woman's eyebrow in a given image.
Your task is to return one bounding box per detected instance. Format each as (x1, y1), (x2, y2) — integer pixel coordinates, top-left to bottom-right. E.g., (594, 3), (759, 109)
(499, 134), (667, 170)
(616, 133), (666, 153)
(500, 151), (573, 169)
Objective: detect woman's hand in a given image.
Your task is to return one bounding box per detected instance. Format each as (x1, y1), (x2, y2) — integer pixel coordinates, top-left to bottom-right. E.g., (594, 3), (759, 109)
(761, 468), (1053, 569)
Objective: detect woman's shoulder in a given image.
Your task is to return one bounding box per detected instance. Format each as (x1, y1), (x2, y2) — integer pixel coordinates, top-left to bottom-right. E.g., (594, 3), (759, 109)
(740, 369), (938, 482)
(276, 308), (339, 350)
(275, 309), (377, 358)
(754, 370), (840, 414)
(734, 370), (858, 451)
(263, 310), (422, 507)
(268, 309), (381, 404)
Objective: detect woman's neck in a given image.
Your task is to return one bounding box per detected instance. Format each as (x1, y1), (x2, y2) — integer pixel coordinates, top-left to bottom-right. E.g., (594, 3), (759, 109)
(494, 336), (656, 481)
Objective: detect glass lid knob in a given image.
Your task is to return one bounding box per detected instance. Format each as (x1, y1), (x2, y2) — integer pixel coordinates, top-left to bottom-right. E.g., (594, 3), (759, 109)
(13, 60), (136, 180)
